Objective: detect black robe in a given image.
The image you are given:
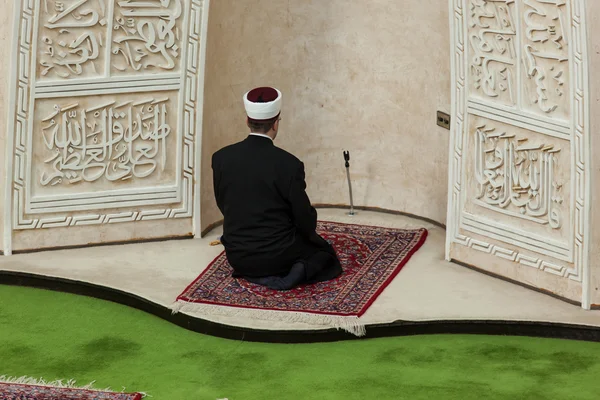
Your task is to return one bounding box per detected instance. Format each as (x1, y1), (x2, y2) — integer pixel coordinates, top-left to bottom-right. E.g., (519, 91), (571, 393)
(211, 135), (342, 283)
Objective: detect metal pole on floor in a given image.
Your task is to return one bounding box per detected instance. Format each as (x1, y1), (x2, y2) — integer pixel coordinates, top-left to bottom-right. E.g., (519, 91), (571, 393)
(343, 151), (355, 216)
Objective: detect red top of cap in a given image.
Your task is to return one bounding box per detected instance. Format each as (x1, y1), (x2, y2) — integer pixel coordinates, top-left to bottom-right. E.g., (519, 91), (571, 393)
(246, 87), (279, 103)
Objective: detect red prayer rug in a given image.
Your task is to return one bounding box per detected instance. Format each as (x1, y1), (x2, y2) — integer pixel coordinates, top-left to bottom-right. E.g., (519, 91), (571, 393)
(172, 221), (427, 336)
(0, 379), (143, 400)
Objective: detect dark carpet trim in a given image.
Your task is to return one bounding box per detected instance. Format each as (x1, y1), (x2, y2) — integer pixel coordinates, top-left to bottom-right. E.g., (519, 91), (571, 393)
(11, 235), (193, 255)
(1, 270), (600, 344)
(200, 219), (225, 238)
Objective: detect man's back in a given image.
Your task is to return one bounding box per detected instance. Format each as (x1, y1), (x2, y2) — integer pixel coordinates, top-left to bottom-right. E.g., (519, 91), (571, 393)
(212, 135), (317, 276)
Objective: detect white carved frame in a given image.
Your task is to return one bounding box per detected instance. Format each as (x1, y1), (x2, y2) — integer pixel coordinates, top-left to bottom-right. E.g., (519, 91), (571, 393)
(445, 0), (592, 308)
(3, 0), (210, 254)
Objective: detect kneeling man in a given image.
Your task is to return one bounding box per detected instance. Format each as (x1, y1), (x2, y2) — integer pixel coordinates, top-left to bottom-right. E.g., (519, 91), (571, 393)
(211, 87), (342, 290)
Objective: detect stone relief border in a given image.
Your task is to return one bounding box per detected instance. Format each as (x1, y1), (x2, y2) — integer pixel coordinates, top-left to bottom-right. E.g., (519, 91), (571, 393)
(445, 0), (591, 306)
(4, 0), (208, 252)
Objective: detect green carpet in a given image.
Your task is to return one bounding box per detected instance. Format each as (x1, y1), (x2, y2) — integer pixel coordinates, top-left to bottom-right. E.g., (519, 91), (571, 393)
(1, 285), (600, 399)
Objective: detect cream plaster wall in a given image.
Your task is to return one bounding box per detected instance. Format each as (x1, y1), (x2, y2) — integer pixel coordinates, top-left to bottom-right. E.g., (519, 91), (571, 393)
(200, 0), (451, 231)
(587, 0), (600, 307)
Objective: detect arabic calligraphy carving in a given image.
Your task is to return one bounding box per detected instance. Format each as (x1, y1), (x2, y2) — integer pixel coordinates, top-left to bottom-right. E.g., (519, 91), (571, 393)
(112, 0), (183, 74)
(522, 0), (569, 118)
(469, 0), (518, 106)
(467, 0), (570, 119)
(450, 0), (590, 281)
(474, 123), (563, 229)
(8, 0), (204, 235)
(38, 94), (174, 187)
(38, 0), (108, 79)
(37, 0), (184, 80)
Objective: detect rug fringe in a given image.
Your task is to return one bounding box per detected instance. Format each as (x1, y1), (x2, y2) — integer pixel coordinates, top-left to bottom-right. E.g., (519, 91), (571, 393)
(0, 375), (148, 397)
(170, 300), (367, 337)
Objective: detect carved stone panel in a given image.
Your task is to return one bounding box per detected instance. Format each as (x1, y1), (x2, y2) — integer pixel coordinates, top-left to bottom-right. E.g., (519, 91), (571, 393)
(468, 0), (518, 107)
(520, 0), (570, 119)
(111, 0), (184, 75)
(8, 0), (205, 230)
(448, 0), (590, 284)
(467, 0), (571, 123)
(37, 0), (108, 80)
(463, 116), (571, 261)
(31, 92), (179, 196)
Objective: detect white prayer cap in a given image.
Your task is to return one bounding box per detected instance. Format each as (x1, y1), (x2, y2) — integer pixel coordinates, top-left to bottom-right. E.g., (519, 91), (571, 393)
(243, 87), (282, 121)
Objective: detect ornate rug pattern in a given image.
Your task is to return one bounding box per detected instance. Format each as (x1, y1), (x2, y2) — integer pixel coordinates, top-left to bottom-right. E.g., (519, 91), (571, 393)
(172, 221), (427, 335)
(0, 382), (143, 400)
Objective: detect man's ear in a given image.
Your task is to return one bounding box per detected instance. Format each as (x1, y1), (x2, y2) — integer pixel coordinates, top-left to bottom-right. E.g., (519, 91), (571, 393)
(246, 117), (250, 128)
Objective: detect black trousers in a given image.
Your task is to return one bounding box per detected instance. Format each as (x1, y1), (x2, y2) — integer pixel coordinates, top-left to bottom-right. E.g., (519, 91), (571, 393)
(231, 233), (343, 290)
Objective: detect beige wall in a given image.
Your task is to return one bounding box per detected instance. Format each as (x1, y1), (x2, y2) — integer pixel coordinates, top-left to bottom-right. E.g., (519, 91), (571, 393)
(588, 0), (600, 307)
(200, 0), (451, 231)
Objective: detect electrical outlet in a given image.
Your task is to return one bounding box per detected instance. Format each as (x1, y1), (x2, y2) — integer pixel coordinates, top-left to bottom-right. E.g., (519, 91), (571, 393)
(437, 111), (451, 130)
